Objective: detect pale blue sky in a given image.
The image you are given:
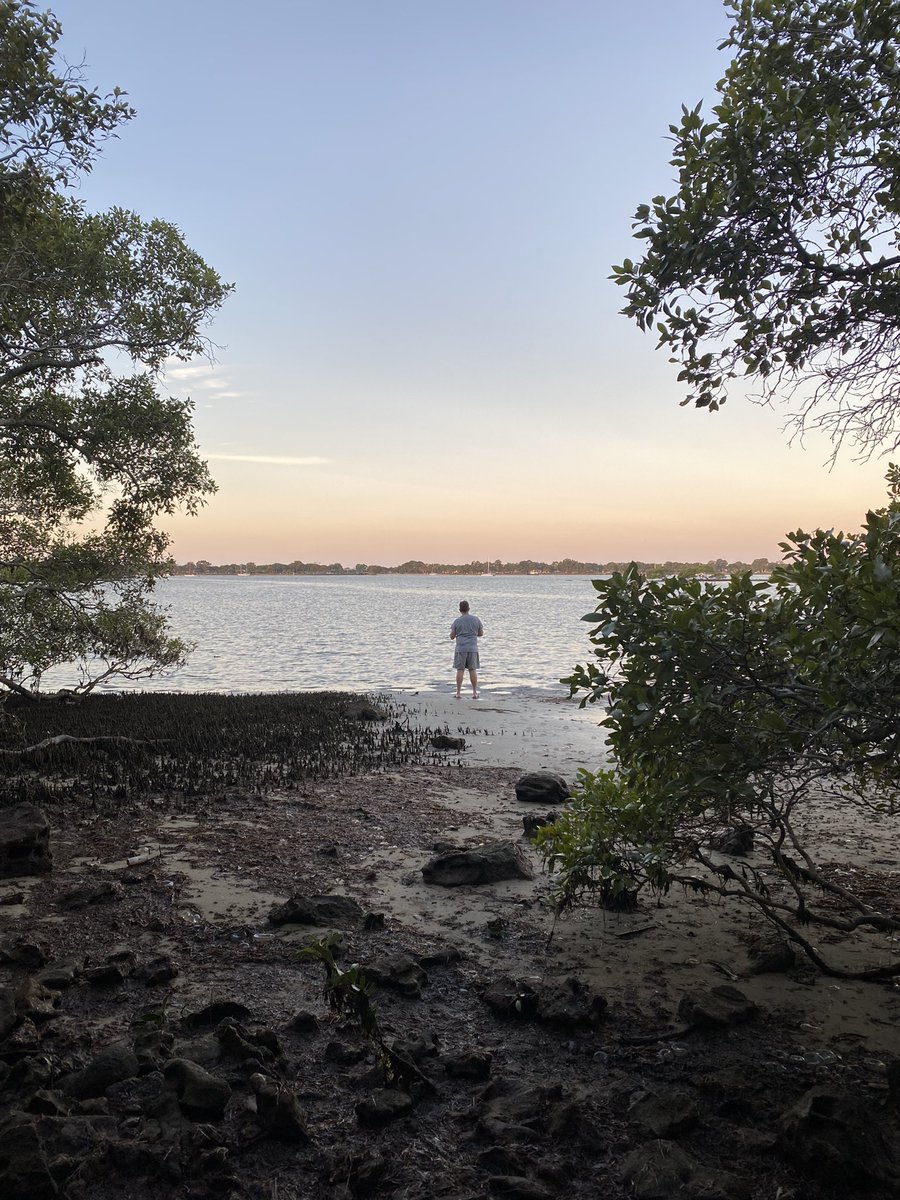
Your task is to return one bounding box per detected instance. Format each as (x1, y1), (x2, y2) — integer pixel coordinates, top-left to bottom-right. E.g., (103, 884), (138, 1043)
(54, 0), (889, 564)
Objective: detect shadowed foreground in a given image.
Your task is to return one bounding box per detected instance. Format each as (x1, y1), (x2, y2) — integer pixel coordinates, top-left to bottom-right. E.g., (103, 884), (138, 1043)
(0, 693), (899, 1200)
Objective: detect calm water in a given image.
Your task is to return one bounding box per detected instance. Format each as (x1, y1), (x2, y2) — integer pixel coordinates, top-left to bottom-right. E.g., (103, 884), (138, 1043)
(76, 574), (607, 697)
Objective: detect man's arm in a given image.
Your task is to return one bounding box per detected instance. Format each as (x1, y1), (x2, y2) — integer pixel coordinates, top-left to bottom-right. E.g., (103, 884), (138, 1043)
(477, 621), (484, 637)
(450, 624), (457, 640)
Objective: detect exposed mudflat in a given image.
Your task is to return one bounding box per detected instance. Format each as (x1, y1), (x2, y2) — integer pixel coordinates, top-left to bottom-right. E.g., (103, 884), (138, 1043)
(2, 692), (900, 1199)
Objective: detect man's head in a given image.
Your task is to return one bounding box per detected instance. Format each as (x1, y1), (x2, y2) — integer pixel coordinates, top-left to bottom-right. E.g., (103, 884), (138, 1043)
(459, 600), (470, 613)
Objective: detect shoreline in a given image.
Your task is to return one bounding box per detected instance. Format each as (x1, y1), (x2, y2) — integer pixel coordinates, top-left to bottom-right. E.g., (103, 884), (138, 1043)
(387, 685), (610, 775)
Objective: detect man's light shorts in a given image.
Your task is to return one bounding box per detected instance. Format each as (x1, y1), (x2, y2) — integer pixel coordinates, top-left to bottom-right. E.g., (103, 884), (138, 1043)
(454, 649), (480, 670)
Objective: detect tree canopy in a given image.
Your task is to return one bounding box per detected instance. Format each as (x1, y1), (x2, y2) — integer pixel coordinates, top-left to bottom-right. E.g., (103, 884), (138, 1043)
(0, 1), (231, 696)
(541, 468), (900, 976)
(613, 0), (900, 456)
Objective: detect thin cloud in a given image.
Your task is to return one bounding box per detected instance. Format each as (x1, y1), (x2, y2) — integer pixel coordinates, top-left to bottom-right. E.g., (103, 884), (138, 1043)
(206, 453), (331, 466)
(165, 364), (217, 380)
(165, 362), (237, 393)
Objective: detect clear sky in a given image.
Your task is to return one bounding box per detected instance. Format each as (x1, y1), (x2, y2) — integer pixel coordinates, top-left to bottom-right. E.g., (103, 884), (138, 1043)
(53, 0), (891, 565)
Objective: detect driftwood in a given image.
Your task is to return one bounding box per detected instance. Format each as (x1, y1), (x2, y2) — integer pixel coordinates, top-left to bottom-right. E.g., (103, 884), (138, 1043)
(0, 734), (161, 758)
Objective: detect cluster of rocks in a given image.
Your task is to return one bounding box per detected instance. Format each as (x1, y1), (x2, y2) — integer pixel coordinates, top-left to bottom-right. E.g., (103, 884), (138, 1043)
(415, 771), (570, 889)
(5, 771), (900, 1199)
(0, 912), (606, 1200)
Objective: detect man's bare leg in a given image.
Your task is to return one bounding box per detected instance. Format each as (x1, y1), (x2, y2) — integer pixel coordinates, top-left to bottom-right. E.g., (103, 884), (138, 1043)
(455, 668), (464, 698)
(469, 668), (478, 698)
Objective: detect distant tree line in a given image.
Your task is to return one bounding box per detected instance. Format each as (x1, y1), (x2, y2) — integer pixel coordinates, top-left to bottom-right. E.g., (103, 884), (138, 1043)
(172, 557), (776, 578)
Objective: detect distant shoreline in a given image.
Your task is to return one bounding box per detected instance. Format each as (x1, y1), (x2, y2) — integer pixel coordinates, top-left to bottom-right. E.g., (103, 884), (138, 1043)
(170, 561), (775, 579)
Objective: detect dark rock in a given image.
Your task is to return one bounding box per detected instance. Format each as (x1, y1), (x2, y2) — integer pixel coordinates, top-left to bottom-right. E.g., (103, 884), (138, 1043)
(106, 1140), (182, 1182)
(7, 1056), (51, 1092)
(482, 975), (604, 1030)
(55, 880), (122, 911)
(779, 1085), (899, 1189)
(0, 1114), (58, 1199)
(477, 1147), (532, 1175)
(325, 1040), (368, 1066)
(170, 1034), (222, 1069)
(416, 945), (463, 968)
(431, 735), (466, 751)
(73, 1098), (109, 1117)
(422, 841), (533, 887)
(163, 1057), (231, 1119)
(59, 1042), (140, 1100)
(476, 1081), (567, 1143)
(330, 1151), (388, 1196)
(677, 985), (758, 1029)
(620, 1140), (696, 1199)
(0, 985), (18, 1036)
(482, 977), (539, 1020)
(708, 825), (754, 855)
(251, 1026), (282, 1058)
(514, 773), (570, 805)
(35, 957), (82, 990)
(746, 936), (796, 975)
(25, 1090), (70, 1117)
(197, 1145), (230, 1177)
(0, 890), (25, 905)
(47, 1154), (80, 1185)
(214, 1022), (260, 1062)
(522, 811), (558, 839)
(137, 953), (178, 985)
(345, 702), (385, 722)
(184, 999), (252, 1029)
(355, 1087), (414, 1126)
(695, 1066), (761, 1118)
(0, 804), (52, 878)
(731, 1126), (778, 1152)
(288, 1009), (320, 1034)
(83, 964), (126, 987)
(536, 977), (606, 1028)
(444, 1049), (493, 1080)
(364, 954), (428, 997)
(391, 1034), (438, 1062)
(132, 1029), (174, 1071)
(488, 1178), (553, 1200)
(44, 1112), (115, 1156)
(4, 1017), (39, 1056)
(629, 1087), (700, 1137)
(249, 1073), (310, 1142)
(15, 978), (59, 1022)
(621, 1139), (748, 1200)
(106, 946), (136, 968)
(363, 911), (385, 931)
(0, 939), (47, 968)
(268, 893), (364, 927)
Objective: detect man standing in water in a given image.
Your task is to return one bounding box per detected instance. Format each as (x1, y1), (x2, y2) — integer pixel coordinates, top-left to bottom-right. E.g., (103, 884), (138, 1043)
(450, 599), (484, 699)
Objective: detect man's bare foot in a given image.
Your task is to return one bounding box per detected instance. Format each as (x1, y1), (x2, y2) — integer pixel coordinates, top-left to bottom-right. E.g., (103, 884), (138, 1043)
(472, 691), (479, 699)
(455, 692), (461, 699)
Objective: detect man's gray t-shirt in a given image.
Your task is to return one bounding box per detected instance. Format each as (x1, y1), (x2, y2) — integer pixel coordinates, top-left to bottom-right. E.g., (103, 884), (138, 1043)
(451, 614), (483, 651)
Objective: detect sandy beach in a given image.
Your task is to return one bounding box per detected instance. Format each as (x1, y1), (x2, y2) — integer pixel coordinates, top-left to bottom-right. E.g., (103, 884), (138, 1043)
(388, 688), (900, 1055)
(2, 687), (900, 1199)
(388, 685), (611, 774)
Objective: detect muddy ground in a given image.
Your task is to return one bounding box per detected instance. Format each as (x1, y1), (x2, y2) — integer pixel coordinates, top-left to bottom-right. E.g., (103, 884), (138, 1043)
(2, 705), (900, 1199)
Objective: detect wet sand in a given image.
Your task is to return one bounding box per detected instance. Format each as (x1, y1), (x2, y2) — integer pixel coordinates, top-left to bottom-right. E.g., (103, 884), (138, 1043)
(388, 685), (611, 774)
